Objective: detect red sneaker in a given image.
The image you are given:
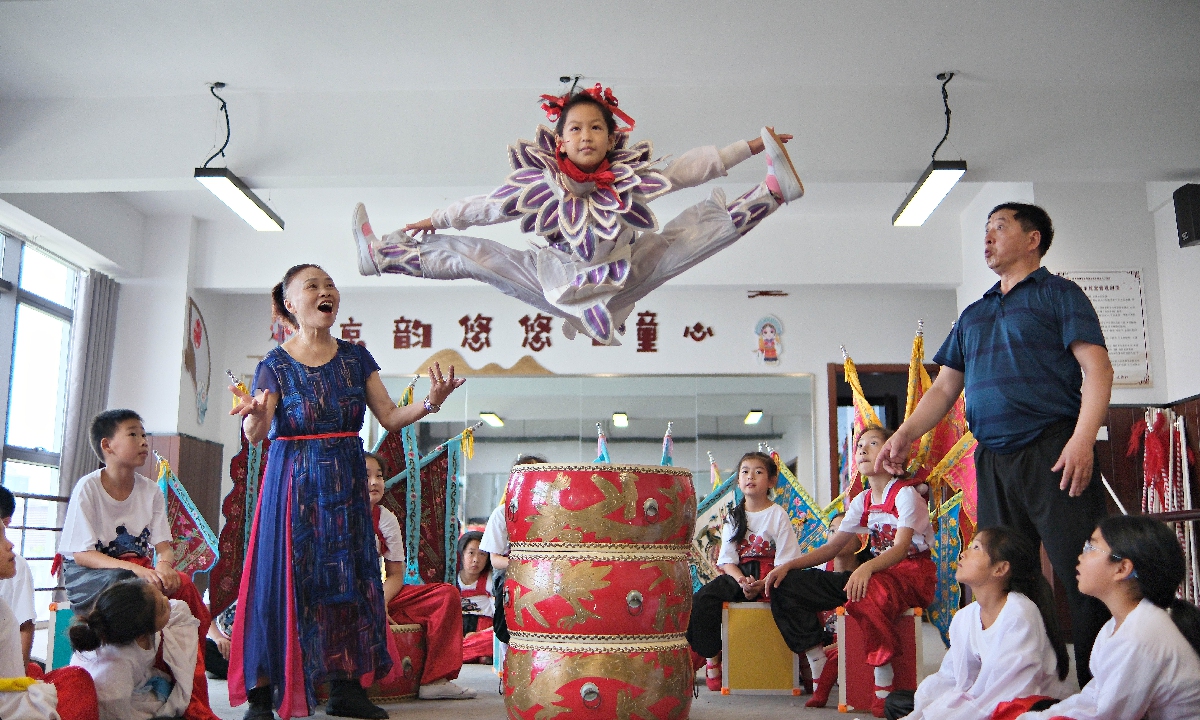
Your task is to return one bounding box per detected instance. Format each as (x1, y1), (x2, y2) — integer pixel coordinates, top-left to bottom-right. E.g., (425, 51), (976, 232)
(872, 685), (894, 718)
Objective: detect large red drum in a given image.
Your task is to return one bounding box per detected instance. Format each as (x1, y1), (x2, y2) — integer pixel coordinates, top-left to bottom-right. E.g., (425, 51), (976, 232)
(504, 463), (697, 719)
(506, 464), (695, 547)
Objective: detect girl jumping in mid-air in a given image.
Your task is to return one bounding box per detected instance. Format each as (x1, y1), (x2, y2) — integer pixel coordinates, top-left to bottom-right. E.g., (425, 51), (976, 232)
(352, 82), (802, 345)
(994, 515), (1200, 720)
(686, 451), (803, 690)
(760, 426), (937, 717)
(884, 526), (1069, 720)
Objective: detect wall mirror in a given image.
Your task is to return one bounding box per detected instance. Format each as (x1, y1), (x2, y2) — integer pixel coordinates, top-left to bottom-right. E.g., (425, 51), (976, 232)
(377, 373), (816, 522)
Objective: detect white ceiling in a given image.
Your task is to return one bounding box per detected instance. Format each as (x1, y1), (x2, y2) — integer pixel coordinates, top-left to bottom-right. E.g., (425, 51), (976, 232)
(2, 1), (1198, 287)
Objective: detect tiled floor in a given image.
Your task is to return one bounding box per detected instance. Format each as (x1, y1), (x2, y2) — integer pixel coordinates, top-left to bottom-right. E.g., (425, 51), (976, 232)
(207, 624), (1077, 719)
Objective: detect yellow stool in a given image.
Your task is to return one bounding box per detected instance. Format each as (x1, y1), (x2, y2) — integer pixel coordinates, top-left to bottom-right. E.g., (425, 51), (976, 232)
(720, 601), (802, 695)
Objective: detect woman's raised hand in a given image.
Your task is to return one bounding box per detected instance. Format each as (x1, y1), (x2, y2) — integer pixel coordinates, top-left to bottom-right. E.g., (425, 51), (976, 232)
(403, 218), (436, 237)
(427, 362), (466, 406)
(230, 384), (269, 420)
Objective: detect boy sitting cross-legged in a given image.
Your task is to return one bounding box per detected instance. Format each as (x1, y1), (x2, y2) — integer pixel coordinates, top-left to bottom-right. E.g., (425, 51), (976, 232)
(58, 409), (215, 716)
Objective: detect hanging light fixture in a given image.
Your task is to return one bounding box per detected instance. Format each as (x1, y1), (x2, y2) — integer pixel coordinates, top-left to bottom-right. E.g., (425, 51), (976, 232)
(612, 412), (629, 428)
(194, 83), (285, 231)
(893, 73), (966, 227)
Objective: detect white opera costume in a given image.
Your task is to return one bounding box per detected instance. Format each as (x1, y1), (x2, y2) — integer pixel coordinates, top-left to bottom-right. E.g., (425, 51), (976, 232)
(1020, 599), (1200, 720)
(908, 592), (1067, 720)
(354, 121), (801, 345)
(0, 597), (59, 720)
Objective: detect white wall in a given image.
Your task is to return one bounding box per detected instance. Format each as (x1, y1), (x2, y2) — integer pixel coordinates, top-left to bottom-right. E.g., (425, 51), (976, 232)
(1033, 182), (1167, 406)
(107, 216), (195, 433)
(1149, 181), (1200, 402)
(206, 281), (958, 506)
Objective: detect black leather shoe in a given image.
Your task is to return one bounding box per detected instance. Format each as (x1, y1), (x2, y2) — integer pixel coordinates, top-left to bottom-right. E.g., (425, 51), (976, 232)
(243, 685), (276, 720)
(326, 679), (389, 719)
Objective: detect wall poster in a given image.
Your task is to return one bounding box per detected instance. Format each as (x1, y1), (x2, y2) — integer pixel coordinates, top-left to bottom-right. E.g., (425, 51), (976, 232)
(1058, 270), (1151, 387)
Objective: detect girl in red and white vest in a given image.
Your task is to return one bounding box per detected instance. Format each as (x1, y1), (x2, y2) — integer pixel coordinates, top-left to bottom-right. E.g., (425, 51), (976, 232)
(365, 453), (476, 700)
(761, 426), (937, 717)
(456, 531), (494, 664)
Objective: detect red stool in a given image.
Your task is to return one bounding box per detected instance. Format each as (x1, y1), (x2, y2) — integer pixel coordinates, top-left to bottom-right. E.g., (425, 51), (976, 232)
(317, 623), (426, 702)
(836, 607), (923, 713)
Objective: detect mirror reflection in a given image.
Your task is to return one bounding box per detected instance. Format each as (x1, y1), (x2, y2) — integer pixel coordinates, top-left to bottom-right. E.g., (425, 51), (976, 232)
(379, 374), (815, 522)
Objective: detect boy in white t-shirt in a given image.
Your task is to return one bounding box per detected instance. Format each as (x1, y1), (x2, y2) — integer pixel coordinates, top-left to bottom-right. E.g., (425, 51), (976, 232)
(759, 427), (938, 716)
(0, 486), (36, 668)
(57, 409), (214, 709)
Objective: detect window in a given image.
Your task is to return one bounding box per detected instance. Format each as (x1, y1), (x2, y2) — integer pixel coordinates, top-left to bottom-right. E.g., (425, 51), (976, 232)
(0, 235), (79, 621)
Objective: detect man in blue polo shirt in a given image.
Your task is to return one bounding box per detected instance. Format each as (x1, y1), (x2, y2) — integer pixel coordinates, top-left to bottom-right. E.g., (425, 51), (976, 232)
(876, 202), (1113, 686)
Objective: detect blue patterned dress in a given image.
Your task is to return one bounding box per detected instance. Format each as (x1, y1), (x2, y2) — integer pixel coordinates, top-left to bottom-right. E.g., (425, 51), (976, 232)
(229, 340), (390, 717)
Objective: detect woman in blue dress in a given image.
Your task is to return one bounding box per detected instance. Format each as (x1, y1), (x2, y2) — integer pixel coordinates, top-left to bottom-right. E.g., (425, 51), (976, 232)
(226, 264), (464, 720)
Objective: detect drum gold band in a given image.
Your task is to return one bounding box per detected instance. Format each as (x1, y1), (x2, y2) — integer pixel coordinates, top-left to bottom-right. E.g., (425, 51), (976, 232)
(507, 631), (690, 654)
(510, 542), (692, 556)
(509, 463), (696, 477)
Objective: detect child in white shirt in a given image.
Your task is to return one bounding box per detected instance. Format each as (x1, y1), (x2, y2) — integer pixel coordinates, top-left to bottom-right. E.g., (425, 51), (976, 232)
(69, 578), (215, 720)
(0, 523), (99, 720)
(995, 515), (1200, 720)
(686, 450), (804, 690)
(365, 452), (475, 700)
(456, 531), (494, 664)
(886, 526), (1069, 720)
(0, 486), (36, 667)
(761, 427), (937, 716)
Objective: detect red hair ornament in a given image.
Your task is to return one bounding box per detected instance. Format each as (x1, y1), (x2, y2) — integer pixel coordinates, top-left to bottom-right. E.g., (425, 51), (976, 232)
(539, 83), (636, 133)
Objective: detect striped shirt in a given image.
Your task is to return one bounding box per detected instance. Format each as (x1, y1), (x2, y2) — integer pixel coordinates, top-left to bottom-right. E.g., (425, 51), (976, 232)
(933, 267), (1105, 453)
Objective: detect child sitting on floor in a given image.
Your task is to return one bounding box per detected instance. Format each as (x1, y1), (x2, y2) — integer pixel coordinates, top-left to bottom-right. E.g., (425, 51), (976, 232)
(885, 526), (1069, 720)
(69, 578), (217, 720)
(57, 410), (213, 706)
(686, 451), (803, 690)
(479, 453), (546, 647)
(994, 515), (1200, 720)
(760, 426), (937, 717)
(365, 452), (475, 700)
(0, 486), (36, 669)
(0, 523), (98, 720)
(456, 531), (494, 664)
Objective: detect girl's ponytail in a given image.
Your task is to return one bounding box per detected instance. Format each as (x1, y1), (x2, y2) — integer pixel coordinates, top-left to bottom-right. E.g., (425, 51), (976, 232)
(978, 526), (1070, 681)
(1100, 515), (1200, 659)
(67, 579), (158, 650)
(67, 613), (104, 652)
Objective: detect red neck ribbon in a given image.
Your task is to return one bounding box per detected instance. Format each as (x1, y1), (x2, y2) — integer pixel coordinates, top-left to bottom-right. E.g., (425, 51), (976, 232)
(558, 156), (615, 191)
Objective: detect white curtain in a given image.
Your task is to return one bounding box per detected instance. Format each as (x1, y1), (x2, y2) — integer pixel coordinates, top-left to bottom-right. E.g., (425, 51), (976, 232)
(58, 270), (120, 496)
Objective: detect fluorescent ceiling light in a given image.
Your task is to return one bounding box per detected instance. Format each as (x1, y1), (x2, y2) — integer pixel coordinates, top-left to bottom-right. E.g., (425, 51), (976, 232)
(479, 412), (505, 428)
(612, 412), (629, 428)
(892, 161), (966, 227)
(195, 167), (285, 231)
(744, 410), (764, 425)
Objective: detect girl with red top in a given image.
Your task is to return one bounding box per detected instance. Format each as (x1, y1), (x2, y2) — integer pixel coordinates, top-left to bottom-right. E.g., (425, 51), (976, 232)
(364, 453), (475, 701)
(455, 531), (494, 664)
(761, 427), (937, 717)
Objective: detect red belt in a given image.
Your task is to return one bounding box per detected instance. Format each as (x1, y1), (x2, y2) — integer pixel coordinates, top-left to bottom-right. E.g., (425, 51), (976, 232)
(275, 431), (360, 441)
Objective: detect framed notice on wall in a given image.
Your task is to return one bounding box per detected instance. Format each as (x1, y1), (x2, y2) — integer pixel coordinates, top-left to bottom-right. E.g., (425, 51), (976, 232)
(1057, 270), (1151, 387)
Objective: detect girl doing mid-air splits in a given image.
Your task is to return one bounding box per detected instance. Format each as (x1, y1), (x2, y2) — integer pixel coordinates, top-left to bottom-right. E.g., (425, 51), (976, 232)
(351, 83), (803, 345)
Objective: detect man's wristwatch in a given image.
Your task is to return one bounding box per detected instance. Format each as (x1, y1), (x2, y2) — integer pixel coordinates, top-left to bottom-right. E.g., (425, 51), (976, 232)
(423, 397), (441, 413)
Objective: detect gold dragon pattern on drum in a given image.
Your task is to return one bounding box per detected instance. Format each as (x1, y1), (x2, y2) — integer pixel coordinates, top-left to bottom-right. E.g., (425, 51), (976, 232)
(521, 472), (690, 544)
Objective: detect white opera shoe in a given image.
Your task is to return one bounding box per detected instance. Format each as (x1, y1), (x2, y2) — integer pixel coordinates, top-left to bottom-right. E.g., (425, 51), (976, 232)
(761, 127), (804, 203)
(417, 679), (477, 700)
(352, 203), (382, 276)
